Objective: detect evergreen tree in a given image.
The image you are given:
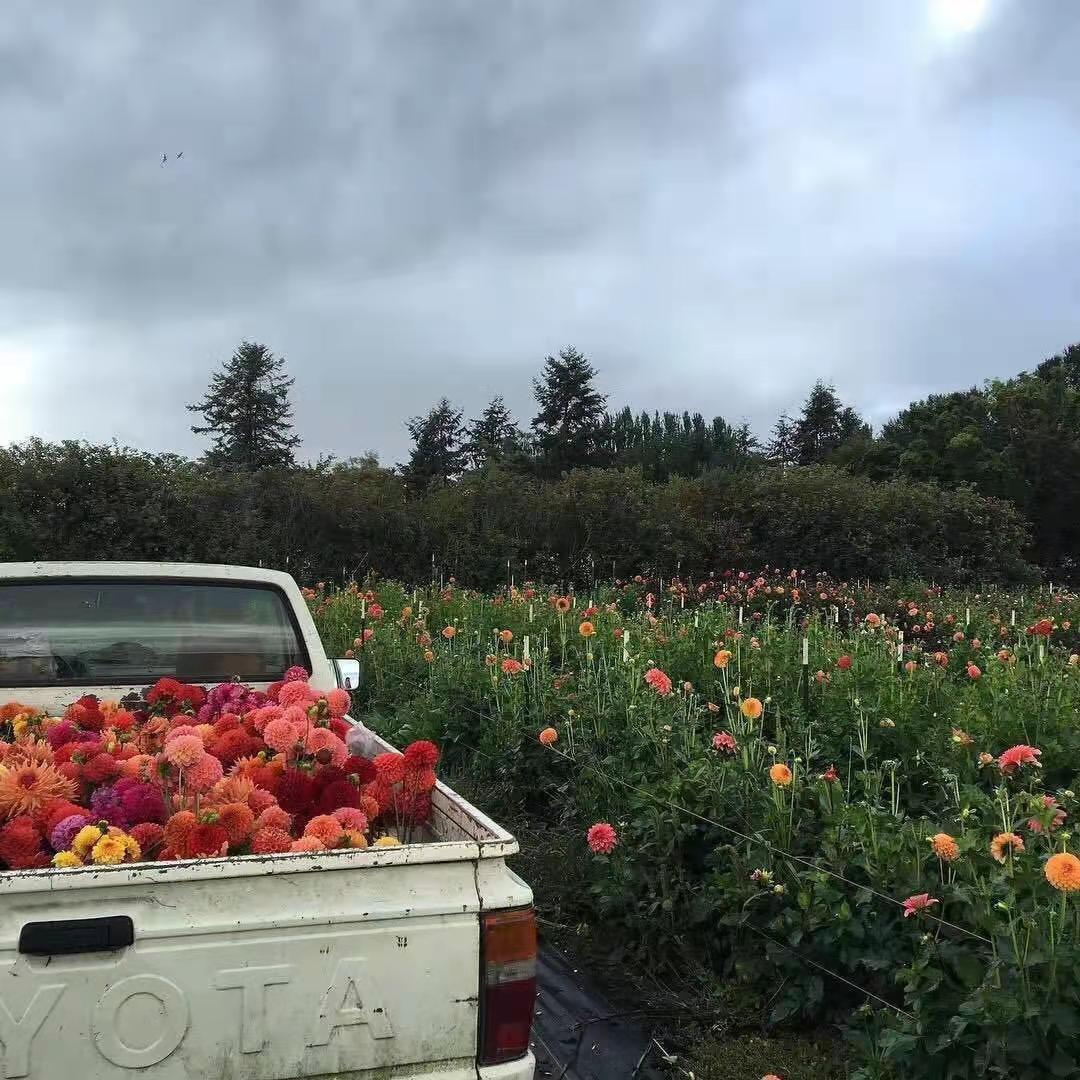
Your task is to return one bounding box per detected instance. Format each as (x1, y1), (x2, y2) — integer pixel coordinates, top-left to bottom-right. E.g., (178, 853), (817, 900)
(793, 383), (869, 466)
(187, 341), (300, 469)
(731, 422), (762, 466)
(463, 396), (523, 470)
(531, 346), (608, 476)
(766, 411), (799, 469)
(401, 398), (465, 491)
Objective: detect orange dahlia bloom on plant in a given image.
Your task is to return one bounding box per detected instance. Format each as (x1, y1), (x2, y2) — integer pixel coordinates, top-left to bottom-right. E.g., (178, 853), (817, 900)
(538, 727), (558, 747)
(554, 596), (572, 614)
(578, 621), (596, 638)
(499, 629), (513, 643)
(1045, 852), (1080, 892)
(740, 697), (763, 720)
(769, 763), (793, 787)
(990, 832), (1024, 863)
(441, 626), (457, 640)
(930, 832), (960, 862)
(713, 649), (732, 669)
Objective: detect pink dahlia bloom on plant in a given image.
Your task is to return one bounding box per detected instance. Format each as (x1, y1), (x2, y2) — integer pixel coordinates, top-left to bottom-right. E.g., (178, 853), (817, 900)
(711, 731), (737, 754)
(644, 668), (673, 696)
(587, 822), (618, 855)
(997, 744), (1042, 775)
(902, 893), (939, 918)
(1027, 795), (1067, 833)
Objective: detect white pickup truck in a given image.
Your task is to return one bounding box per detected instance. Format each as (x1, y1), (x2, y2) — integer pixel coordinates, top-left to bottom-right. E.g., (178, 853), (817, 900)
(0, 562), (536, 1080)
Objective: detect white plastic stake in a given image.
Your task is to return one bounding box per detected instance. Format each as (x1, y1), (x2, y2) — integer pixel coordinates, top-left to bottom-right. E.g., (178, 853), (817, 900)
(1011, 610), (1016, 626)
(529, 604), (534, 623)
(523, 636), (530, 662)
(622, 630), (630, 663)
(965, 607), (971, 626)
(738, 606), (744, 626)
(801, 637), (809, 665)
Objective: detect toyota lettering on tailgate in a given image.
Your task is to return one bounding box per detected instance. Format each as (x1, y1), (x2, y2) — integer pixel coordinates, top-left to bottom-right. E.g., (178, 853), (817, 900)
(0, 959), (392, 1076)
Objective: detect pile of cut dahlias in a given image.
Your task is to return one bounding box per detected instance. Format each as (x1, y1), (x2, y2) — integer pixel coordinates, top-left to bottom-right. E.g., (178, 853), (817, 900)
(0, 667), (439, 871)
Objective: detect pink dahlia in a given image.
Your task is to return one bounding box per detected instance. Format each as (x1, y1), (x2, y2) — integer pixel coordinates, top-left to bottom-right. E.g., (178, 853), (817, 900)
(902, 893), (939, 918)
(711, 731), (737, 754)
(587, 822), (618, 855)
(277, 681), (313, 708)
(644, 668), (673, 696)
(325, 689), (351, 718)
(998, 744), (1042, 775)
(304, 728), (348, 768)
(332, 807), (368, 831)
(183, 753), (224, 794)
(263, 717), (301, 754)
(164, 734), (206, 770)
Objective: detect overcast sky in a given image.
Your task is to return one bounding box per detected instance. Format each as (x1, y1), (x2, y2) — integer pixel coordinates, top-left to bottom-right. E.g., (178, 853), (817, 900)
(1, 0), (1078, 464)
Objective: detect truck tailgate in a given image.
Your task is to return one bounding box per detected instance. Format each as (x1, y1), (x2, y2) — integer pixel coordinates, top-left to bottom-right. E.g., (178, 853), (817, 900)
(0, 854), (482, 1080)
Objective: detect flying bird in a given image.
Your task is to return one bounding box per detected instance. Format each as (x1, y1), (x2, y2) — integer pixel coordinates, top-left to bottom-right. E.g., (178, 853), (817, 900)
(161, 153), (167, 166)
(176, 151), (183, 159)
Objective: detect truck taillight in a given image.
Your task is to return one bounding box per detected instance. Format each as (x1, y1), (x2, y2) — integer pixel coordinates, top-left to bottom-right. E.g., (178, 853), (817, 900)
(479, 907), (537, 1064)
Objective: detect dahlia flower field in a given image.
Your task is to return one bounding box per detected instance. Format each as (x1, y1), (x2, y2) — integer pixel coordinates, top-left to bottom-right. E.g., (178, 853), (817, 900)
(0, 671), (440, 871)
(310, 571), (1080, 1080)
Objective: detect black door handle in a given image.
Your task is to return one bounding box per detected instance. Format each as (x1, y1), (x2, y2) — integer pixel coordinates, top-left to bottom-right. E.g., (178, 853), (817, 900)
(19, 916), (134, 956)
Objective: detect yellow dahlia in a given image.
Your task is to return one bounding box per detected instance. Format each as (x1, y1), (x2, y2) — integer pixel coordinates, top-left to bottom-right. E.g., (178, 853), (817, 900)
(73, 824), (105, 859)
(91, 834), (127, 865)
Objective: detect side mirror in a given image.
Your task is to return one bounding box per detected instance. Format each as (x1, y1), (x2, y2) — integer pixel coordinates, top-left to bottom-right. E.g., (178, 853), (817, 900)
(332, 658), (361, 690)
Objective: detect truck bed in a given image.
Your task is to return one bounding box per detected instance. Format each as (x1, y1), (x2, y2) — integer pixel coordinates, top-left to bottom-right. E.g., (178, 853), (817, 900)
(0, 725), (529, 1080)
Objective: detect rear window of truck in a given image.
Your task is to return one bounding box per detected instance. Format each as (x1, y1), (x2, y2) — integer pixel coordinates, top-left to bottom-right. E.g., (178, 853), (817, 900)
(0, 580), (308, 686)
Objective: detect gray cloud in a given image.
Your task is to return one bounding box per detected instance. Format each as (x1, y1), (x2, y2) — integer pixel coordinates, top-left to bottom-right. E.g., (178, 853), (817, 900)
(1, 0), (1077, 464)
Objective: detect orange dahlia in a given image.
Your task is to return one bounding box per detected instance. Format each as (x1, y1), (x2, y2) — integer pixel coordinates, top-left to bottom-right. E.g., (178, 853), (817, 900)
(0, 762), (76, 819)
(769, 763), (793, 787)
(740, 697), (763, 720)
(1046, 852), (1080, 892)
(578, 621), (596, 638)
(538, 727), (558, 747)
(990, 832), (1024, 863)
(930, 832), (960, 862)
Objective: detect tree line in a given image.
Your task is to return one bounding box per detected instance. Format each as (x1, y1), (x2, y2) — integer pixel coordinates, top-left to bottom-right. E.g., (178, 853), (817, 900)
(1, 337), (1075, 583)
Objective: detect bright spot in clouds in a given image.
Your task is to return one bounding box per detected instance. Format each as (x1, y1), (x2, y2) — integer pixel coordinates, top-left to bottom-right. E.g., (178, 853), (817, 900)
(929, 0), (991, 36)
